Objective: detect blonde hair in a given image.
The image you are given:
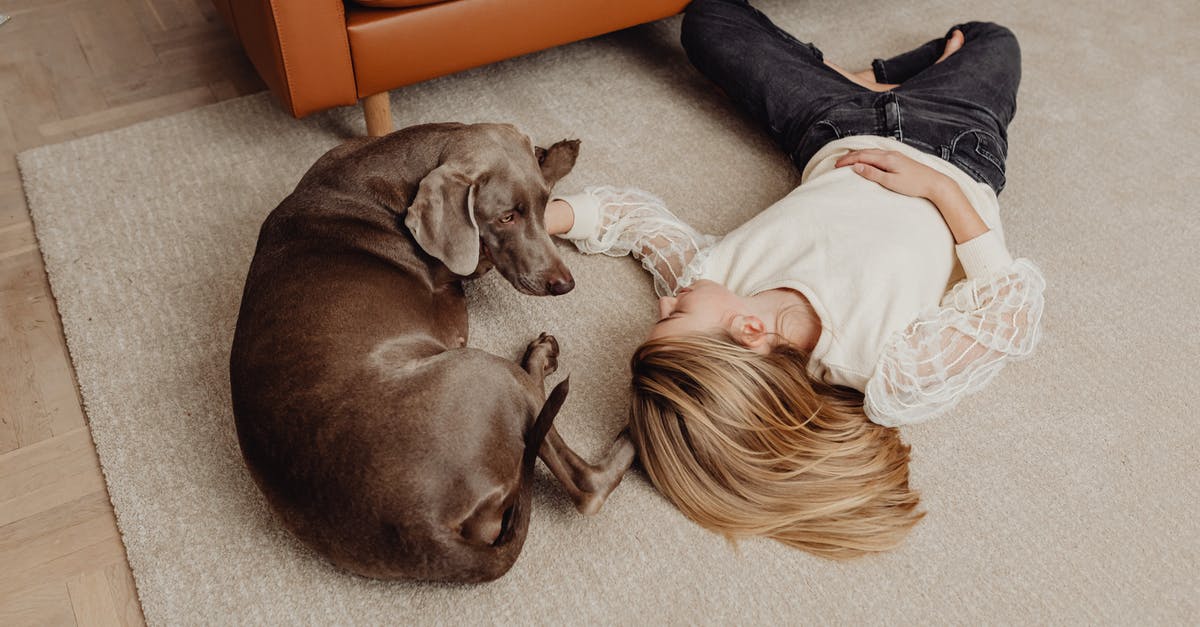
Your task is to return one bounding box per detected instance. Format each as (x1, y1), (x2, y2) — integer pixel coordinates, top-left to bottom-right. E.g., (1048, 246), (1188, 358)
(629, 334), (923, 559)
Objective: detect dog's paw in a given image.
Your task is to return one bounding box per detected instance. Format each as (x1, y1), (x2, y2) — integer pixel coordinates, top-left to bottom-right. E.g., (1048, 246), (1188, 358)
(522, 333), (559, 377)
(574, 437), (636, 516)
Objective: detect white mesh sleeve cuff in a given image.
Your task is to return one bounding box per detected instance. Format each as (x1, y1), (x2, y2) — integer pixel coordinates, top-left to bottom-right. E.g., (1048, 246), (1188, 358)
(955, 230), (1014, 279)
(552, 191), (603, 241)
(552, 186), (714, 297)
(864, 258), (1046, 427)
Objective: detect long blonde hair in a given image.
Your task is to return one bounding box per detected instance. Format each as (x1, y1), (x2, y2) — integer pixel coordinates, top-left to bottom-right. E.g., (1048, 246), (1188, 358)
(629, 334), (923, 559)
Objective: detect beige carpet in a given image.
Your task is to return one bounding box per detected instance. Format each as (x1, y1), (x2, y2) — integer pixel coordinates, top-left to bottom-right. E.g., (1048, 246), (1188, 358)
(17, 0), (1197, 623)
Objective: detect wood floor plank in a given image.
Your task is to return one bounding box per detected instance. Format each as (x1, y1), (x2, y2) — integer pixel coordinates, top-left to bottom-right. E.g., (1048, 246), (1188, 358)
(153, 31), (242, 68)
(0, 581), (77, 627)
(0, 251), (86, 453)
(211, 62), (266, 100)
(67, 570), (123, 627)
(69, 0), (159, 78)
(0, 490), (112, 553)
(0, 399), (17, 456)
(38, 85), (215, 141)
(0, 255), (26, 451)
(0, 49), (58, 152)
(0, 538), (130, 601)
(0, 88), (17, 177)
(100, 55), (239, 108)
(0, 1), (90, 18)
(145, 19), (230, 50)
(126, 0), (207, 33)
(0, 466), (108, 529)
(208, 79), (241, 103)
(104, 562), (144, 627)
(0, 427), (93, 479)
(0, 219), (35, 262)
(0, 436), (101, 505)
(0, 172), (26, 230)
(192, 0), (221, 22)
(0, 10), (106, 122)
(0, 514), (122, 591)
(0, 1), (264, 622)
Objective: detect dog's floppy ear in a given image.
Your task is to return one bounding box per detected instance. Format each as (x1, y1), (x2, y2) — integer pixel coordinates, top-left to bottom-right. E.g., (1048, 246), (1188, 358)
(535, 139), (580, 188)
(403, 164), (480, 275)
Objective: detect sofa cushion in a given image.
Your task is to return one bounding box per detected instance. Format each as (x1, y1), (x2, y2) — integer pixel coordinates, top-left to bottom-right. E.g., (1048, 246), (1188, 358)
(351, 0), (453, 7)
(346, 0), (689, 98)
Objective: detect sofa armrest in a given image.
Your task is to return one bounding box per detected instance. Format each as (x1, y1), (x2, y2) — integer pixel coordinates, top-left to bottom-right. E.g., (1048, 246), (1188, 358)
(213, 0), (359, 118)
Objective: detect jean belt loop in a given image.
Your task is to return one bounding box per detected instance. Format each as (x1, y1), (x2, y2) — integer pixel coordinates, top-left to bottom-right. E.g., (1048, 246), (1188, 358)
(883, 92), (902, 140)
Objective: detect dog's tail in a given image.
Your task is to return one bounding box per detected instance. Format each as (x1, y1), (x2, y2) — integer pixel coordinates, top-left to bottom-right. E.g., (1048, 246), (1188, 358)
(523, 376), (568, 469)
(498, 376), (567, 551)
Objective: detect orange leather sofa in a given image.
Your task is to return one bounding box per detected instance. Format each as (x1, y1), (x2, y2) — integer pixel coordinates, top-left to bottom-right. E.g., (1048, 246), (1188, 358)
(211, 0), (690, 136)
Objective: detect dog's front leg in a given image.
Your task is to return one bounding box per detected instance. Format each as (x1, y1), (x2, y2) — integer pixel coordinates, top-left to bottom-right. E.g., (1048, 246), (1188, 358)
(541, 427), (635, 515)
(521, 334), (636, 515)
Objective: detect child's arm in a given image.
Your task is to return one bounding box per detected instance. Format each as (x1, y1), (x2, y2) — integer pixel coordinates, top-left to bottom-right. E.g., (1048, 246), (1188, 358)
(833, 149), (1045, 426)
(545, 199), (577, 236)
(864, 259), (1046, 426)
(548, 186), (716, 297)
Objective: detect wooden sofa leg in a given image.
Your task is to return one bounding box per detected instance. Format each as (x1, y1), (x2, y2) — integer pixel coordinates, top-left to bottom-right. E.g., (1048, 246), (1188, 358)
(363, 92), (393, 137)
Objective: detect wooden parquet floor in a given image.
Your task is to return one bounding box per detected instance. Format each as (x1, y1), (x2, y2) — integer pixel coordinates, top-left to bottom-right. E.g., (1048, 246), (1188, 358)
(0, 1), (265, 624)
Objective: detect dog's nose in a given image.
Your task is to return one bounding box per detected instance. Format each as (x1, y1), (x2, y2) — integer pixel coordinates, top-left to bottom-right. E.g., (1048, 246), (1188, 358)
(547, 277), (575, 295)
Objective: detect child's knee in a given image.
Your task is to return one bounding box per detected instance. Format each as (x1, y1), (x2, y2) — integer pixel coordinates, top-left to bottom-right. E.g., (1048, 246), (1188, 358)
(953, 21), (1021, 64)
(684, 0), (749, 21)
(685, 0), (751, 12)
(682, 0), (744, 47)
(681, 0), (754, 62)
(954, 21), (1018, 46)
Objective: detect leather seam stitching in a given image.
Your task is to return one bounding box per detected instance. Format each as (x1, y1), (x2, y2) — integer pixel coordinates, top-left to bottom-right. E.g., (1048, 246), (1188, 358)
(332, 0), (357, 100)
(266, 0), (296, 114)
(268, 0), (355, 114)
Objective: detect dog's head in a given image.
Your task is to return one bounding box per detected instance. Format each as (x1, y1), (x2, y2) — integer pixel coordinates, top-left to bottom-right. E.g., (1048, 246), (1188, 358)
(404, 124), (579, 296)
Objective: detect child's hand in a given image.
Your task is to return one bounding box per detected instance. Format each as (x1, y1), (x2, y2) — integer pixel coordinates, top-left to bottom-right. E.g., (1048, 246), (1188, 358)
(835, 149), (953, 200)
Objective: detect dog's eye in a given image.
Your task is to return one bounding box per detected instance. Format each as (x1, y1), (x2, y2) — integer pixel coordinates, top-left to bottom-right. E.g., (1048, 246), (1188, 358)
(499, 212), (516, 224)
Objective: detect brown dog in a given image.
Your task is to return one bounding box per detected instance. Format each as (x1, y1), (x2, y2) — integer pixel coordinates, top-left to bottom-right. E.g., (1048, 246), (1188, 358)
(230, 123), (634, 583)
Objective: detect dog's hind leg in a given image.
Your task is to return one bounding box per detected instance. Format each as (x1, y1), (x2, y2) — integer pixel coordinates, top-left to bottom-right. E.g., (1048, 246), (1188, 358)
(521, 334), (636, 516)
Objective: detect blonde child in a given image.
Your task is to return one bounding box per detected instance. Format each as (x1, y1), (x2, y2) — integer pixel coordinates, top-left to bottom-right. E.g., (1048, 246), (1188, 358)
(543, 2), (1043, 558)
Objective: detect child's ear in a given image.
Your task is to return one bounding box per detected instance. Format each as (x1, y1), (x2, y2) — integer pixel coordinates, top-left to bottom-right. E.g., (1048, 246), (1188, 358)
(730, 315), (770, 353)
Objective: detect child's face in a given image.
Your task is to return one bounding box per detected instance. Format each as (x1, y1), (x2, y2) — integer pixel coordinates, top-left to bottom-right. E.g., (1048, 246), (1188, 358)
(647, 280), (747, 341)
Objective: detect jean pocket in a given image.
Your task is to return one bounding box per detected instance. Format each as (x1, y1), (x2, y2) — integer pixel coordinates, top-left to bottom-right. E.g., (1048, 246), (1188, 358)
(947, 128), (1008, 194)
(812, 119), (843, 140)
(788, 119), (842, 167)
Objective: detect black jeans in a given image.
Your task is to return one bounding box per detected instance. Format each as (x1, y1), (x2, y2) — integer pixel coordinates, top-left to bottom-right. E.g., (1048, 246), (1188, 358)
(681, 0), (1021, 194)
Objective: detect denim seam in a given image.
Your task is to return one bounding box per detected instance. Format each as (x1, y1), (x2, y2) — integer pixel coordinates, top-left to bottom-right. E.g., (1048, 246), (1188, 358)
(948, 129), (1006, 192)
(975, 141), (1004, 171)
(906, 137), (934, 151)
(953, 128), (1006, 172)
(746, 3), (822, 61)
(950, 156), (992, 190)
(789, 120), (842, 164)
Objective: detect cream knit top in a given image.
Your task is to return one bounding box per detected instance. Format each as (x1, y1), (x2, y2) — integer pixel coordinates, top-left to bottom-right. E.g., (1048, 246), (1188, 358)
(555, 136), (1045, 427)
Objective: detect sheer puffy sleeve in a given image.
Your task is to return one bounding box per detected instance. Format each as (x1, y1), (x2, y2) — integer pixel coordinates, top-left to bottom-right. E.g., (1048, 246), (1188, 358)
(864, 232), (1046, 427)
(552, 186), (718, 297)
